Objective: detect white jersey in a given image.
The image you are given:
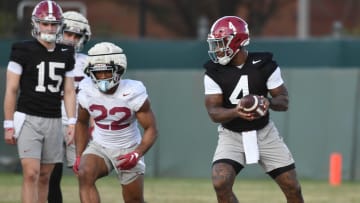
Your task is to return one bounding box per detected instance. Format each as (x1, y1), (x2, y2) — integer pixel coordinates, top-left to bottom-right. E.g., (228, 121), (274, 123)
(77, 77), (148, 149)
(61, 53), (89, 124)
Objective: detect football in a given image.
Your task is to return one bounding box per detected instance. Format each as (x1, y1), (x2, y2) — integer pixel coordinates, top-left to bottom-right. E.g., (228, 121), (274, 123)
(239, 94), (267, 116)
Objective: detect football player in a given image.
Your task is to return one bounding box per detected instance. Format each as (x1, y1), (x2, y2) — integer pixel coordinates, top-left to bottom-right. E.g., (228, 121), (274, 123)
(48, 11), (92, 203)
(203, 16), (304, 203)
(73, 42), (158, 203)
(3, 1), (76, 203)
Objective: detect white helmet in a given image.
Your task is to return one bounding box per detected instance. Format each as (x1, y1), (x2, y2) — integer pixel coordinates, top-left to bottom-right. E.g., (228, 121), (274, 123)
(59, 11), (91, 51)
(85, 42), (127, 93)
(31, 0), (63, 42)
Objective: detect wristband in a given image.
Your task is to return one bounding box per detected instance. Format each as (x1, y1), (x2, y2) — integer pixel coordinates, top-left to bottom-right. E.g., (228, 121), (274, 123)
(68, 117), (77, 125)
(3, 120), (14, 128)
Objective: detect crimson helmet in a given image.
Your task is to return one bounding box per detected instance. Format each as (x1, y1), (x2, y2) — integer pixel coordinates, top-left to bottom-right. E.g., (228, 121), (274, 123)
(207, 16), (250, 65)
(31, 0), (63, 42)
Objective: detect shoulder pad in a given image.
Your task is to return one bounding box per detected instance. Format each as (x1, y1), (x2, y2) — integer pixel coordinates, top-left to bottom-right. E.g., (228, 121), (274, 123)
(12, 40), (39, 52)
(203, 60), (228, 70)
(247, 52), (276, 68)
(203, 60), (216, 69)
(56, 43), (75, 53)
(247, 52), (273, 62)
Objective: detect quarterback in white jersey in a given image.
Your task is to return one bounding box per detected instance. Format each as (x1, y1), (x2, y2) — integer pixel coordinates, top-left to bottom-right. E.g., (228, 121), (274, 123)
(73, 42), (158, 203)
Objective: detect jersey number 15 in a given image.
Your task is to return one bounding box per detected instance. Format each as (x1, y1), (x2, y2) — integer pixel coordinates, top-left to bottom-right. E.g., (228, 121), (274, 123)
(35, 61), (65, 93)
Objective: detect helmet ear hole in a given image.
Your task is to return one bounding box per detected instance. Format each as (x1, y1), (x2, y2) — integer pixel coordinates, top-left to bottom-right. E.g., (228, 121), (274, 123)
(117, 66), (125, 76)
(84, 65), (91, 76)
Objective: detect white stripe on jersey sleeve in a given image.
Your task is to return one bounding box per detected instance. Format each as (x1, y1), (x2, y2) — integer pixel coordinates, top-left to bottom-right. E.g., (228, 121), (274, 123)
(204, 74), (222, 95)
(266, 67), (284, 90)
(65, 69), (75, 77)
(7, 61), (22, 75)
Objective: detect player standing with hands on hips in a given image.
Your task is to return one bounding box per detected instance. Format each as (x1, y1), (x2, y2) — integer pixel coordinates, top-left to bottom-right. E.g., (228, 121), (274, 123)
(203, 16), (304, 203)
(3, 1), (76, 203)
(72, 42), (158, 203)
(48, 10), (92, 203)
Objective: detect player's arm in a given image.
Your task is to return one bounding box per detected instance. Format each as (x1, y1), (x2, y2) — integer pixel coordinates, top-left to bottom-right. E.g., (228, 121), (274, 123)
(63, 76), (76, 119)
(63, 76), (77, 145)
(73, 104), (91, 174)
(204, 74), (252, 122)
(268, 84), (288, 111)
(4, 70), (20, 121)
(134, 99), (158, 157)
(116, 99), (158, 170)
(266, 67), (288, 111)
(3, 70), (21, 145)
(205, 94), (252, 123)
(74, 104), (91, 156)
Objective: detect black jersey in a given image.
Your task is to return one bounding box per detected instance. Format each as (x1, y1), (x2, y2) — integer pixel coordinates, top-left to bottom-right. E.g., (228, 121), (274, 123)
(204, 52), (278, 132)
(10, 40), (75, 118)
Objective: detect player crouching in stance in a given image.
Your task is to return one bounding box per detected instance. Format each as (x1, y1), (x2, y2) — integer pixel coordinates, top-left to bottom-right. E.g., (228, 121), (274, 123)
(73, 42), (158, 203)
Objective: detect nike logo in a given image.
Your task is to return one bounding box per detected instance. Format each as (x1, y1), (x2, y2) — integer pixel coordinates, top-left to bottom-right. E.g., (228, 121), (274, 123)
(252, 60), (261, 64)
(61, 48), (68, 51)
(123, 93), (130, 96)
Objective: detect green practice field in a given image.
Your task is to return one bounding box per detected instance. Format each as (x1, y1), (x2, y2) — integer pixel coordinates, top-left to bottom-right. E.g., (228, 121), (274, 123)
(0, 172), (359, 203)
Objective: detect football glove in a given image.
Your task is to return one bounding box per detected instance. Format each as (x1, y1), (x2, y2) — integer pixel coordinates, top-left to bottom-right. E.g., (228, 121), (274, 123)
(116, 151), (140, 170)
(72, 156), (81, 175)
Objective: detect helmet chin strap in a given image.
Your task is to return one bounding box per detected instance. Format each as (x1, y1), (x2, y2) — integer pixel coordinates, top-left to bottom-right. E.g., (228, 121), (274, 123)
(218, 56), (231, 65)
(218, 49), (240, 65)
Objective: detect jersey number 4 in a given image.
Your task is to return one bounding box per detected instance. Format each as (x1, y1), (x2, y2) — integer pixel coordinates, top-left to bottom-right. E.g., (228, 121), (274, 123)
(229, 75), (249, 104)
(35, 61), (65, 93)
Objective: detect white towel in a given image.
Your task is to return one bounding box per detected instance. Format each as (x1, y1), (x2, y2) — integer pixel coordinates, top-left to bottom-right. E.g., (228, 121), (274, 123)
(242, 130), (259, 164)
(13, 111), (26, 139)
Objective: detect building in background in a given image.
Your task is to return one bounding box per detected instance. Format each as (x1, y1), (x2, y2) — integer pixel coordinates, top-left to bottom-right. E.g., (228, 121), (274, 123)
(1, 0), (360, 40)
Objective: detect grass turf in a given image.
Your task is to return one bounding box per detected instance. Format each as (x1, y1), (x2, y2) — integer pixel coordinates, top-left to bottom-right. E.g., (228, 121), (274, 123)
(0, 172), (359, 203)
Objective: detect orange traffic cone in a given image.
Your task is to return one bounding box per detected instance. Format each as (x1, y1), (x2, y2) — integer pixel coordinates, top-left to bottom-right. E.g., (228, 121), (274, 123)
(329, 152), (342, 186)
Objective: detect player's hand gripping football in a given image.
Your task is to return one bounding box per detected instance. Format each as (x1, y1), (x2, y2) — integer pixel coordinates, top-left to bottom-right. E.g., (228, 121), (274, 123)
(236, 95), (270, 121)
(116, 151), (140, 170)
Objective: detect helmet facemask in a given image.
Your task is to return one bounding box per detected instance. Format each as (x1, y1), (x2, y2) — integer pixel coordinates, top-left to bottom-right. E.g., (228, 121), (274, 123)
(207, 16), (250, 65)
(60, 29), (86, 51)
(31, 0), (63, 43)
(85, 42), (127, 93)
(207, 35), (237, 65)
(31, 19), (62, 42)
(58, 11), (91, 52)
(87, 63), (125, 93)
